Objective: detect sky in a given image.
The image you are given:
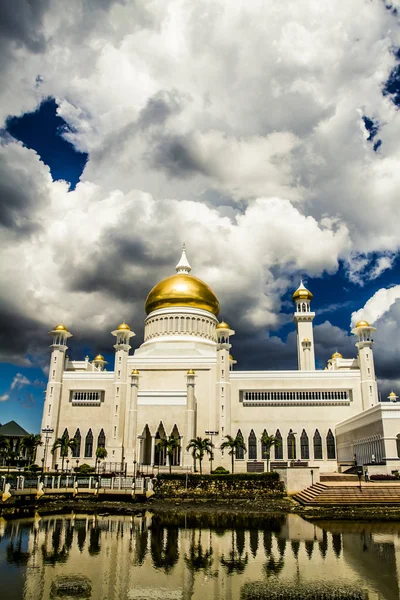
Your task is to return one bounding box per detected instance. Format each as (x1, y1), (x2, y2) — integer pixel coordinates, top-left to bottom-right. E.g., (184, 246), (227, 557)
(1, 0), (400, 433)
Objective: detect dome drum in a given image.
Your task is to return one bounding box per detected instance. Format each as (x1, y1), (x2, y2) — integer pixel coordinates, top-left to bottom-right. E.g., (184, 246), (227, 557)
(143, 307), (218, 343)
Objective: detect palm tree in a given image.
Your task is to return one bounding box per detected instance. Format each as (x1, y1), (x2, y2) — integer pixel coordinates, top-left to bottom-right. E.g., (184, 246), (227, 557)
(186, 437), (213, 474)
(220, 434), (247, 474)
(158, 435), (180, 473)
(51, 435), (77, 471)
(0, 437), (10, 466)
(95, 447), (108, 473)
(260, 432), (280, 473)
(20, 434), (43, 466)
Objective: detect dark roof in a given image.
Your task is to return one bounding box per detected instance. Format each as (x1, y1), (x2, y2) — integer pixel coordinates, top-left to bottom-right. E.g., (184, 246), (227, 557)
(0, 420), (29, 437)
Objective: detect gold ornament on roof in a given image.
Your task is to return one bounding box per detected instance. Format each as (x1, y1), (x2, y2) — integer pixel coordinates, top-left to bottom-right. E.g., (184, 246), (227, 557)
(331, 352), (343, 359)
(94, 354), (105, 361)
(54, 324), (68, 332)
(131, 369), (140, 375)
(355, 320), (370, 328)
(292, 280), (313, 301)
(145, 247), (220, 316)
(117, 322), (131, 331)
(216, 321), (230, 330)
(187, 369), (195, 375)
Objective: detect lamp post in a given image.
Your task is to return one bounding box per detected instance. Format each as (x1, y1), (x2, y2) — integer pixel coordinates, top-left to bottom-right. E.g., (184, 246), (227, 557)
(41, 427), (54, 472)
(137, 435), (145, 476)
(205, 430), (219, 474)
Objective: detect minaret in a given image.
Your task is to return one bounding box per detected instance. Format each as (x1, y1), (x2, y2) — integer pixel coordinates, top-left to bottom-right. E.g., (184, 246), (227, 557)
(293, 281), (316, 370)
(110, 323), (135, 465)
(39, 324), (72, 469)
(351, 319), (379, 409)
(184, 369), (196, 466)
(216, 321), (235, 440)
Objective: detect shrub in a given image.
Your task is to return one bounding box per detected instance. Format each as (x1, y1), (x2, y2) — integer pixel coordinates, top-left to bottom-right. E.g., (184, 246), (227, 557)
(212, 466), (230, 474)
(157, 472), (280, 483)
(78, 463), (94, 474)
(370, 474), (398, 481)
(24, 464), (41, 472)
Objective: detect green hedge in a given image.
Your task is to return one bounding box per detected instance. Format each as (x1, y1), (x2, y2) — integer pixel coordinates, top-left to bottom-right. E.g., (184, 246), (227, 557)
(157, 472), (280, 483)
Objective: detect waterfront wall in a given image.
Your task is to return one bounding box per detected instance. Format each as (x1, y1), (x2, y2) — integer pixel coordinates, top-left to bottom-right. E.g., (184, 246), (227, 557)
(154, 473), (285, 498)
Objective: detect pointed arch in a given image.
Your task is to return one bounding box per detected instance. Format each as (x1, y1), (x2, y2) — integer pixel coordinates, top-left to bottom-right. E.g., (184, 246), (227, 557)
(155, 422), (167, 466)
(97, 428), (106, 449)
(170, 424), (181, 466)
(313, 429), (322, 460)
(236, 430), (245, 459)
(261, 429), (268, 459)
(84, 429), (93, 458)
(72, 429), (81, 458)
(287, 430), (296, 460)
(62, 428), (69, 440)
(248, 429), (257, 460)
(274, 430), (283, 460)
(141, 424), (152, 465)
(326, 429), (336, 459)
(300, 429), (309, 460)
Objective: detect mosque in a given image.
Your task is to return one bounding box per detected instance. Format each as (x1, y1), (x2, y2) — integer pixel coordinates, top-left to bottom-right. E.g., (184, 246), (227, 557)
(37, 247), (400, 475)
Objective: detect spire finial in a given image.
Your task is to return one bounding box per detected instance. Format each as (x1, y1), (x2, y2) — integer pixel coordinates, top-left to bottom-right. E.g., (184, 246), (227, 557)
(176, 243), (192, 274)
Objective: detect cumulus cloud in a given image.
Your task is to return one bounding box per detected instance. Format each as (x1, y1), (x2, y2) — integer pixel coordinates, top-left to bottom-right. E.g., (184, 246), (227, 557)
(0, 394), (9, 402)
(0, 0), (399, 381)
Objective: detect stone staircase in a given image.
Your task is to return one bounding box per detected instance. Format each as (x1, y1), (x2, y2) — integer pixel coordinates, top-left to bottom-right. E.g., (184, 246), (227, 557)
(293, 483), (400, 506)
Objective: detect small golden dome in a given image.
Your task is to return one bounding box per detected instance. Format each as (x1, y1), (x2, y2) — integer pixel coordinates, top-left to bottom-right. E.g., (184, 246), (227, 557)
(229, 354), (233, 360)
(187, 369), (195, 375)
(131, 369), (140, 375)
(303, 338), (310, 343)
(145, 273), (219, 316)
(292, 280), (313, 301)
(94, 354), (105, 361)
(117, 322), (131, 331)
(355, 320), (370, 328)
(332, 352), (343, 359)
(54, 324), (68, 332)
(216, 321), (230, 330)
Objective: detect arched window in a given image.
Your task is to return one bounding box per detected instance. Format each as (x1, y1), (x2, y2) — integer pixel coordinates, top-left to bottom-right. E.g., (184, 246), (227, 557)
(326, 429), (336, 459)
(313, 430), (322, 460)
(274, 430), (283, 460)
(300, 430), (309, 460)
(397, 434), (400, 459)
(261, 429), (268, 459)
(287, 430), (296, 460)
(248, 430), (257, 460)
(84, 429), (93, 458)
(236, 430), (245, 460)
(72, 429), (81, 458)
(62, 428), (69, 441)
(97, 429), (106, 449)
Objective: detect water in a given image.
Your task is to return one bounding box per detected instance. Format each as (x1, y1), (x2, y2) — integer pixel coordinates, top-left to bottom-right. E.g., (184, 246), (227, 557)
(0, 512), (399, 599)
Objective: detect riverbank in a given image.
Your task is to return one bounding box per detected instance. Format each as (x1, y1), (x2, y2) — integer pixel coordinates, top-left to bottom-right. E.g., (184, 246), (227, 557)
(2, 495), (400, 522)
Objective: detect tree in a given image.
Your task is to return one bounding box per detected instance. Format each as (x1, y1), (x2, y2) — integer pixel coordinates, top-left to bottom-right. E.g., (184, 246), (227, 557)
(95, 447), (108, 473)
(186, 437), (213, 475)
(158, 435), (180, 473)
(20, 434), (43, 466)
(260, 432), (281, 473)
(51, 435), (77, 471)
(220, 434), (247, 474)
(0, 437), (11, 468)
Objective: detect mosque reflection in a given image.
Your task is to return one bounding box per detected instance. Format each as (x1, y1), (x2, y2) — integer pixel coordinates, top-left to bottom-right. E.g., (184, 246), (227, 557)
(0, 513), (399, 599)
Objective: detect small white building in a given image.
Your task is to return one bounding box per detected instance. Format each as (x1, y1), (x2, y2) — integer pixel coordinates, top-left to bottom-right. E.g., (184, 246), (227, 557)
(37, 247), (400, 474)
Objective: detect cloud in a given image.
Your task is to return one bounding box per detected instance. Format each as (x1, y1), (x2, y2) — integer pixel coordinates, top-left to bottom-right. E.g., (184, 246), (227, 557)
(351, 285), (400, 327)
(10, 373), (31, 391)
(0, 0), (399, 379)
(0, 393), (9, 402)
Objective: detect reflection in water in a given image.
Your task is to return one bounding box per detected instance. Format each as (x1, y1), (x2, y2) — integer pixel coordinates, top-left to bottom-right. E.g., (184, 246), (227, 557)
(0, 513), (400, 599)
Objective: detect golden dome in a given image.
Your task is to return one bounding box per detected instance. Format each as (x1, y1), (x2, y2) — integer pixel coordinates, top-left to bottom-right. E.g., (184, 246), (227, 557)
(94, 354), (105, 361)
(355, 320), (370, 328)
(332, 352), (343, 359)
(131, 369), (140, 375)
(389, 391), (397, 398)
(117, 322), (130, 331)
(303, 338), (310, 342)
(292, 280), (313, 301)
(187, 369), (195, 375)
(145, 273), (220, 316)
(54, 323), (68, 332)
(216, 321), (230, 330)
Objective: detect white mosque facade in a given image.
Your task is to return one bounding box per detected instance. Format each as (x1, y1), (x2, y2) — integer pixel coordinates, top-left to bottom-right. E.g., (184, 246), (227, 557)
(38, 248), (400, 475)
